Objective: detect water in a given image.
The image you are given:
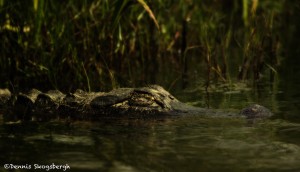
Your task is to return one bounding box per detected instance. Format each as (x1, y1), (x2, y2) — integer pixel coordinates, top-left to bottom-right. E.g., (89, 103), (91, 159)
(1, 57), (300, 172)
(1, 80), (300, 172)
(1, 113), (300, 172)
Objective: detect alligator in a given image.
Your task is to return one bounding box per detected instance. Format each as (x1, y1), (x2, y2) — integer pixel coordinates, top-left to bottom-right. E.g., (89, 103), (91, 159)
(0, 85), (273, 122)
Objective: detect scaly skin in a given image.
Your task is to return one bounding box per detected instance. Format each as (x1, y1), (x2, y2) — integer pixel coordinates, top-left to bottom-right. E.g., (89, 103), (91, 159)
(0, 85), (273, 121)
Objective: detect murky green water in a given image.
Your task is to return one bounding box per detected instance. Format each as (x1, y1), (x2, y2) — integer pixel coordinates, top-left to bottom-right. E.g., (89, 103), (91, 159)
(1, 57), (300, 172)
(1, 85), (300, 172)
(1, 113), (300, 172)
(1, 81), (300, 172)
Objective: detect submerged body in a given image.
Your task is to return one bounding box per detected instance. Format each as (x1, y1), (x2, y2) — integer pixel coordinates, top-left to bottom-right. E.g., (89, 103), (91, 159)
(0, 85), (273, 121)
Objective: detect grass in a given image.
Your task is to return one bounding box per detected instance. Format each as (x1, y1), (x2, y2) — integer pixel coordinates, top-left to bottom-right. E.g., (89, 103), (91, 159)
(0, 0), (295, 92)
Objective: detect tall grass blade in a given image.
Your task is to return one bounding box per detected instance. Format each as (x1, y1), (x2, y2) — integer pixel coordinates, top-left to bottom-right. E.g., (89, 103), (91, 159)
(111, 0), (129, 32)
(136, 0), (159, 30)
(33, 0), (38, 11)
(242, 0), (248, 26)
(82, 62), (91, 92)
(0, 0), (4, 7)
(34, 0), (44, 45)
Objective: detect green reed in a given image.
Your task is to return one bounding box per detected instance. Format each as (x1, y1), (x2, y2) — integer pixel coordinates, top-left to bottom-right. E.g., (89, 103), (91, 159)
(0, 0), (292, 91)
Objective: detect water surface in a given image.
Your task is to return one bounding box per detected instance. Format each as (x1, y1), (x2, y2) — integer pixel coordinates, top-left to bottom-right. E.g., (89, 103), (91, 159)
(1, 55), (300, 172)
(1, 103), (300, 172)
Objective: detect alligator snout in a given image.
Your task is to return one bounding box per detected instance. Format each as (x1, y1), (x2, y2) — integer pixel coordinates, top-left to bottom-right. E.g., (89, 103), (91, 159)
(240, 104), (273, 119)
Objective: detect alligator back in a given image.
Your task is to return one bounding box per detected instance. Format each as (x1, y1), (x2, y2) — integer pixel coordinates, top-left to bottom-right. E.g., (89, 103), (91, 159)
(0, 86), (273, 122)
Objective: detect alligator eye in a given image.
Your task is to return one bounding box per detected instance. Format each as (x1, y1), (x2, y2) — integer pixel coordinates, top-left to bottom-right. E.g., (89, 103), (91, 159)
(168, 95), (174, 100)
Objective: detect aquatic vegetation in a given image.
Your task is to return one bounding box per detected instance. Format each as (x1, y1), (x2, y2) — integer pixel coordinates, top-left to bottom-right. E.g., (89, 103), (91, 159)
(0, 0), (296, 92)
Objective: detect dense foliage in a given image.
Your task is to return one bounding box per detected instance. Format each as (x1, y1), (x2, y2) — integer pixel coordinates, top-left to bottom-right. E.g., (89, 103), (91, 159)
(0, 0), (299, 92)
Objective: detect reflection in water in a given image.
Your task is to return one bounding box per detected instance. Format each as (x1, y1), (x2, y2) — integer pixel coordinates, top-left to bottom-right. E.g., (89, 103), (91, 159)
(1, 116), (300, 172)
(1, 52), (300, 171)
